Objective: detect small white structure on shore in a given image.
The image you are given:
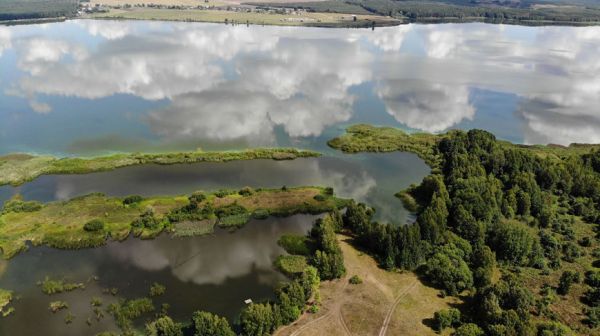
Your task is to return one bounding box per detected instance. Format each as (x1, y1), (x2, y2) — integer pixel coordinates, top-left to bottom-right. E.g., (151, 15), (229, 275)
(244, 298), (253, 305)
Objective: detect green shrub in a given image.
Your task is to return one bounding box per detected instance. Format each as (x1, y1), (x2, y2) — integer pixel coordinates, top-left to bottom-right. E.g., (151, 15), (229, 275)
(313, 194), (326, 201)
(557, 270), (580, 295)
(252, 209), (269, 220)
(586, 307), (600, 328)
(2, 199), (42, 213)
(275, 255), (308, 276)
(191, 311), (234, 336)
(278, 235), (312, 256)
(349, 275), (362, 284)
(239, 187), (254, 196)
(123, 195), (143, 205)
(188, 192), (206, 203)
(215, 203), (247, 218)
(214, 189), (235, 198)
(454, 323), (484, 336)
(145, 316), (182, 336)
(132, 209), (160, 229)
(433, 308), (461, 332)
(83, 219), (104, 232)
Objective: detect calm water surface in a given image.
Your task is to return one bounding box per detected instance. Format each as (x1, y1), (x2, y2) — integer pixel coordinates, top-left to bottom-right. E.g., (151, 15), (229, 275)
(1, 21), (599, 156)
(0, 153), (429, 224)
(0, 215), (315, 335)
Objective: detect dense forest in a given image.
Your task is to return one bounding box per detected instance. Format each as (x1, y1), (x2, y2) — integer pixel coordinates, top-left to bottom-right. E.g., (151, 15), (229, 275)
(252, 0), (600, 24)
(0, 0), (79, 21)
(332, 127), (600, 334)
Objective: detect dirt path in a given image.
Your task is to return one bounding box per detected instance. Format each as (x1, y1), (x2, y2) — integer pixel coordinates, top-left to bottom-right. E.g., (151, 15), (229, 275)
(378, 280), (418, 336)
(276, 236), (458, 336)
(284, 279), (349, 336)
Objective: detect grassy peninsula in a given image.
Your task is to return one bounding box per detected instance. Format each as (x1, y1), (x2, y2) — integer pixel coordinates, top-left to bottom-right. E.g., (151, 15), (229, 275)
(329, 124), (600, 169)
(0, 148), (319, 187)
(0, 186), (346, 259)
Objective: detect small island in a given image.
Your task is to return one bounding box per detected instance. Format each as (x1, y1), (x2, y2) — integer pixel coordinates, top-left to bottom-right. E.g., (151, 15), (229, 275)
(0, 186), (346, 259)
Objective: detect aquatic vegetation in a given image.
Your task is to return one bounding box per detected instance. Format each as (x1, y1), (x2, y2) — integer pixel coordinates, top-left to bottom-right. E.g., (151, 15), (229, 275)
(107, 297), (154, 331)
(275, 255), (308, 276)
(0, 148), (320, 186)
(40, 277), (85, 295)
(64, 312), (75, 324)
(90, 297), (103, 307)
(49, 301), (69, 313)
(278, 234), (313, 256)
(149, 283), (166, 297)
(0, 289), (13, 317)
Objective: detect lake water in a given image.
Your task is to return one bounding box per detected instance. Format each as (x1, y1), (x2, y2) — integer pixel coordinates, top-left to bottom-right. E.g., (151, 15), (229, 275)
(1, 21), (599, 156)
(0, 153), (429, 224)
(1, 20), (598, 335)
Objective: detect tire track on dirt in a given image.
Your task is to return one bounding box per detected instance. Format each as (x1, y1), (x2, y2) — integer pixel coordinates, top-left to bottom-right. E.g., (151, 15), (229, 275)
(378, 280), (418, 336)
(289, 279), (350, 336)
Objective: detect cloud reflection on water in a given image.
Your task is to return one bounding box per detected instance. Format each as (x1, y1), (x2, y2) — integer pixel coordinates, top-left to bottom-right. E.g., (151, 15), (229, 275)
(1, 21), (600, 148)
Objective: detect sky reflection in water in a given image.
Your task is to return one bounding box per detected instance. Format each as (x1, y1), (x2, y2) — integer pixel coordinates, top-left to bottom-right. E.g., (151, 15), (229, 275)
(1, 21), (599, 156)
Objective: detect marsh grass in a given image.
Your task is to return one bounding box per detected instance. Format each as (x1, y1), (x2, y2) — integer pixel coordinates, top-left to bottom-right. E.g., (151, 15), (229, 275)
(0, 187), (346, 259)
(0, 148), (320, 186)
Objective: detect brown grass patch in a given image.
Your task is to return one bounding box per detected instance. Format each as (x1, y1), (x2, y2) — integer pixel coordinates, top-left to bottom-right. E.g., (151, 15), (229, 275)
(275, 235), (459, 336)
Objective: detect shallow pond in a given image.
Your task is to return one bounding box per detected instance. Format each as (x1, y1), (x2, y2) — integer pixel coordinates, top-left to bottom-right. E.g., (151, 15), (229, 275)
(0, 215), (316, 335)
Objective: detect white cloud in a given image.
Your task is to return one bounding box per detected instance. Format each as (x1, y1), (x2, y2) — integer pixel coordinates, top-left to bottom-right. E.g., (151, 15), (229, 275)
(376, 79), (475, 132)
(0, 26), (11, 56)
(80, 20), (131, 40)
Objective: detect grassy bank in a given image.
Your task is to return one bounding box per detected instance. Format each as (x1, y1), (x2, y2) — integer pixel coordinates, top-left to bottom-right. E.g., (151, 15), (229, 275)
(0, 186), (346, 259)
(89, 7), (400, 27)
(327, 124), (441, 168)
(328, 124), (600, 170)
(0, 148), (319, 187)
(254, 0), (600, 26)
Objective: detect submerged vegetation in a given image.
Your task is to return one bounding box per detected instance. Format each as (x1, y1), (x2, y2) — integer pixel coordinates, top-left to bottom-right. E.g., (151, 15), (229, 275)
(0, 148), (319, 187)
(0, 186), (345, 259)
(0, 289), (13, 317)
(330, 125), (600, 334)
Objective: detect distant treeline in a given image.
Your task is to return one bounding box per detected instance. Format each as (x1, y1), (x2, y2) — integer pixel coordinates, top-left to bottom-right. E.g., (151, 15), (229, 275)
(250, 0), (600, 24)
(0, 0), (79, 21)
